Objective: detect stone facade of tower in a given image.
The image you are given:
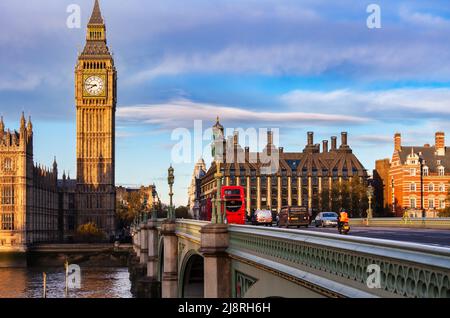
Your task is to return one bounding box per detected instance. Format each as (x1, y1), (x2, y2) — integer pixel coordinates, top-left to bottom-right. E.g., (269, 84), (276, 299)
(0, 115), (59, 252)
(75, 0), (116, 235)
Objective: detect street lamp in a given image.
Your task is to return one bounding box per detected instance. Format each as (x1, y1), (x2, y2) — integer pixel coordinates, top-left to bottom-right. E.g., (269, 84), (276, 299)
(168, 165), (175, 220)
(211, 117), (225, 224)
(418, 155), (425, 218)
(367, 184), (374, 219)
(151, 186), (158, 221)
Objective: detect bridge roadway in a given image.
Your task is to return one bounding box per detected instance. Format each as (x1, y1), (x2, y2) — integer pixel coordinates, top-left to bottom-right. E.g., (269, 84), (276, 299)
(131, 218), (450, 298)
(299, 226), (450, 248)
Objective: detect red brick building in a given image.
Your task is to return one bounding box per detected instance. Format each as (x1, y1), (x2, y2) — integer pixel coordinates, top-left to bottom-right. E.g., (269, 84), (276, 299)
(386, 132), (449, 217)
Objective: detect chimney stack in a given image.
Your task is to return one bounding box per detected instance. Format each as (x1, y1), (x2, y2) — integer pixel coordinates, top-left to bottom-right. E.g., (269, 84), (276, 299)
(307, 132), (314, 146)
(267, 130), (273, 145)
(331, 136), (337, 151)
(233, 130), (239, 146)
(436, 132), (445, 156)
(341, 132), (348, 147)
(394, 133), (402, 152)
(322, 140), (328, 153)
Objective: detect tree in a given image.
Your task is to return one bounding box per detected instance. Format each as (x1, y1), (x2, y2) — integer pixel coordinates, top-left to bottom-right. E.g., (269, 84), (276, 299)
(116, 191), (147, 229)
(175, 206), (190, 219)
(330, 182), (341, 212)
(75, 222), (106, 243)
(320, 187), (331, 211)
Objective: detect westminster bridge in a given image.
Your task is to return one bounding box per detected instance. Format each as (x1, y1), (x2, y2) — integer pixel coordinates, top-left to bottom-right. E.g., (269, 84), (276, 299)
(129, 218), (450, 298)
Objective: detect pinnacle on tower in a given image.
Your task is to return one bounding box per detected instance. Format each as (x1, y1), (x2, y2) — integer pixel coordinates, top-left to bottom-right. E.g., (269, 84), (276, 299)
(20, 112), (26, 129)
(88, 0), (104, 25)
(27, 116), (33, 131)
(0, 116), (4, 131)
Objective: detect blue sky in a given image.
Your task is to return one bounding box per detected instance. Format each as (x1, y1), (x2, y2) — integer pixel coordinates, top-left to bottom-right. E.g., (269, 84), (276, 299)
(1, 0), (450, 205)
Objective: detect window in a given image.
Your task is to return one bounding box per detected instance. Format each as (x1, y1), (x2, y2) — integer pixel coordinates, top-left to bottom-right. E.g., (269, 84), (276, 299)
(423, 167), (429, 176)
(438, 167), (445, 176)
(428, 183), (434, 192)
(410, 198), (416, 209)
(410, 168), (416, 176)
(410, 183), (416, 192)
(439, 184), (446, 192)
(1, 186), (14, 205)
(428, 198), (435, 209)
(439, 198), (446, 209)
(1, 213), (14, 230)
(3, 158), (12, 171)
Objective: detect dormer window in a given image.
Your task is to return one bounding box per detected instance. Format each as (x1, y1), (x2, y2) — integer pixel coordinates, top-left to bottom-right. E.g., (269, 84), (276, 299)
(437, 160), (442, 165)
(423, 166), (429, 176)
(438, 166), (445, 176)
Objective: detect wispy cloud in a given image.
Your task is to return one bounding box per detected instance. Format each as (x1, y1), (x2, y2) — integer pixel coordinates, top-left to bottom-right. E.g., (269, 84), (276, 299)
(117, 99), (370, 129)
(281, 88), (450, 118)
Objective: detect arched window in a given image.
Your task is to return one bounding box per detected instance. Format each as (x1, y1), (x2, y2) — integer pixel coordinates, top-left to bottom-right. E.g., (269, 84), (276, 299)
(428, 183), (434, 192)
(439, 184), (446, 192)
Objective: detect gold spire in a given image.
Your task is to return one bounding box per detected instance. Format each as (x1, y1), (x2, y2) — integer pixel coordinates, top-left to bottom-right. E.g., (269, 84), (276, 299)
(88, 0), (104, 25)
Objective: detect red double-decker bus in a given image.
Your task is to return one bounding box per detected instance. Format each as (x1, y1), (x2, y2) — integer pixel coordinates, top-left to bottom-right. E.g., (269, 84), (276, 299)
(221, 186), (246, 225)
(200, 186), (246, 224)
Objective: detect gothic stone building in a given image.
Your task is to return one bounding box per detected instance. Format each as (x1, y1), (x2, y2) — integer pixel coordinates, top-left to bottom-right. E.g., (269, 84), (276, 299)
(0, 1), (116, 251)
(200, 119), (368, 216)
(0, 115), (60, 251)
(376, 132), (450, 217)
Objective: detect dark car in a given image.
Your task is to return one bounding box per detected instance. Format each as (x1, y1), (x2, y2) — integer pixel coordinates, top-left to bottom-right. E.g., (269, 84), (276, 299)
(277, 206), (310, 228)
(314, 212), (338, 227)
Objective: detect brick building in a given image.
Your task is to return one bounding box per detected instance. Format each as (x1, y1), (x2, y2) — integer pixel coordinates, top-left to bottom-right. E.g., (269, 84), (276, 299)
(376, 132), (450, 217)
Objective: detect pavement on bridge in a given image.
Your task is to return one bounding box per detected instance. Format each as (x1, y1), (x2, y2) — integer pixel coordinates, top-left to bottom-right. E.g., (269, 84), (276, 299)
(302, 226), (450, 248)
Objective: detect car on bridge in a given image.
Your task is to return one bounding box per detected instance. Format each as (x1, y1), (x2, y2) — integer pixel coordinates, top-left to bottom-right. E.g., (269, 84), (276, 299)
(313, 212), (338, 228)
(251, 209), (273, 226)
(277, 206), (310, 228)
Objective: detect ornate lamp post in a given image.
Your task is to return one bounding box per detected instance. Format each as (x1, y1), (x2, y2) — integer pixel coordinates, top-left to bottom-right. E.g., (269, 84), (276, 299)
(211, 117), (224, 224)
(151, 185), (158, 221)
(418, 155), (425, 218)
(367, 184), (374, 219)
(168, 165), (175, 220)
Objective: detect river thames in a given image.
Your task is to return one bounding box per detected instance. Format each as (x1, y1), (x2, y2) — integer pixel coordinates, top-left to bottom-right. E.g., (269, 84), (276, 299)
(0, 267), (133, 298)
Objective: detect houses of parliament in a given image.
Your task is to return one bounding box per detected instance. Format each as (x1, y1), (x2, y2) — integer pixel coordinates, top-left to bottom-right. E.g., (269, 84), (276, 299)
(0, 0), (116, 251)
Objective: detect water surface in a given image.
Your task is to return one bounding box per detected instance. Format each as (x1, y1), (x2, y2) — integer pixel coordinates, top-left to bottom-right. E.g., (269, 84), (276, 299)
(0, 267), (133, 298)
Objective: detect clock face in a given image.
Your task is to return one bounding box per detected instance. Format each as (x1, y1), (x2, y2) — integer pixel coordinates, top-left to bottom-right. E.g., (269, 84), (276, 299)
(84, 75), (104, 96)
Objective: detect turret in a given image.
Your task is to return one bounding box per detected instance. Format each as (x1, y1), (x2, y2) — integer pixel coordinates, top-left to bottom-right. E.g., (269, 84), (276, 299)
(0, 116), (4, 139)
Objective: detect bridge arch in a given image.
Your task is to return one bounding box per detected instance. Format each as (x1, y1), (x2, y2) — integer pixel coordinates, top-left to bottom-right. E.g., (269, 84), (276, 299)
(179, 250), (204, 298)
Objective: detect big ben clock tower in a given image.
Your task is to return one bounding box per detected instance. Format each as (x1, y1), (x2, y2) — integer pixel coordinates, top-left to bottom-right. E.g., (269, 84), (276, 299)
(75, 0), (116, 236)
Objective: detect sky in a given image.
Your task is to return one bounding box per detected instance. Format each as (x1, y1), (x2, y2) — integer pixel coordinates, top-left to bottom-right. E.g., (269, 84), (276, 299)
(1, 0), (450, 206)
